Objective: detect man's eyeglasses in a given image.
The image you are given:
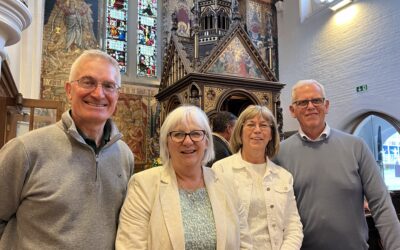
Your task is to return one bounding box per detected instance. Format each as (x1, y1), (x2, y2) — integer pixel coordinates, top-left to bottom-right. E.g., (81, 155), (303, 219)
(71, 76), (120, 94)
(169, 130), (206, 143)
(244, 122), (273, 131)
(292, 98), (325, 108)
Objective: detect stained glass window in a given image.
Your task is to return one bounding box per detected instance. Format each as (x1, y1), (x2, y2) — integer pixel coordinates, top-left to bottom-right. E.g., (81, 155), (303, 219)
(106, 0), (128, 73)
(137, 0), (157, 78)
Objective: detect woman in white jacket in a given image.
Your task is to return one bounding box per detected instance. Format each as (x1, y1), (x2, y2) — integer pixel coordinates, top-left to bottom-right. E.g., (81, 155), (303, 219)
(213, 105), (303, 250)
(116, 105), (252, 250)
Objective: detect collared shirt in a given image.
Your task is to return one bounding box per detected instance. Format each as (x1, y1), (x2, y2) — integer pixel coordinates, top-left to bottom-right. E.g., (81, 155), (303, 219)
(299, 123), (331, 142)
(212, 132), (230, 148)
(76, 119), (112, 154)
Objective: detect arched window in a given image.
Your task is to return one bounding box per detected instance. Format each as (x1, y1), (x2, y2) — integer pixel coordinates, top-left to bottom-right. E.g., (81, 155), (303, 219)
(216, 9), (229, 30)
(105, 0), (158, 78)
(353, 114), (400, 191)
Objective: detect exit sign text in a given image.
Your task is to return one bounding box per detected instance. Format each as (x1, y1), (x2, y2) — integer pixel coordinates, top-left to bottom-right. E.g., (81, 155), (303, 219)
(356, 84), (368, 93)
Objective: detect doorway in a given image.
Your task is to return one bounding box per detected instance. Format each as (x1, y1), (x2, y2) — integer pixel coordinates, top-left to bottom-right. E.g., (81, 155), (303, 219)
(218, 92), (257, 117)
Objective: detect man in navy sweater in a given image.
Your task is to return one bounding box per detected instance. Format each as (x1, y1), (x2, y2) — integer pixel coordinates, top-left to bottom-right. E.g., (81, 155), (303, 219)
(274, 79), (400, 250)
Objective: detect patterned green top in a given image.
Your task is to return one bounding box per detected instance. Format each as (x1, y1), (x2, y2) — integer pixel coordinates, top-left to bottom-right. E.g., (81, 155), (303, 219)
(179, 187), (217, 250)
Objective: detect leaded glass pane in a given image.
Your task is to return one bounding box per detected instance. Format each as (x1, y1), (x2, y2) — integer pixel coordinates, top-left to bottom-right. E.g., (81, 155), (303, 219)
(137, 0), (157, 77)
(106, 0), (128, 73)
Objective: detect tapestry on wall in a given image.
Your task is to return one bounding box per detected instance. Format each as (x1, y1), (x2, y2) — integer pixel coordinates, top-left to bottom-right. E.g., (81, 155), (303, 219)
(41, 0), (160, 170)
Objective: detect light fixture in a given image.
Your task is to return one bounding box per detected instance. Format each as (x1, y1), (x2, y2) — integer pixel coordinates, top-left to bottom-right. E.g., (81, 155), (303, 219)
(329, 0), (352, 11)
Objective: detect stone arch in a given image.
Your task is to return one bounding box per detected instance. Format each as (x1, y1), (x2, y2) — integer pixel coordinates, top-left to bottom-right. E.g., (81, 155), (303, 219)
(215, 88), (260, 117)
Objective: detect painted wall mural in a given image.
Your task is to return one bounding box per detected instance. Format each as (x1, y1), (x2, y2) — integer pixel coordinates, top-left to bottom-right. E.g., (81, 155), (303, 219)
(176, 3), (190, 37)
(208, 37), (265, 79)
(42, 0), (99, 79)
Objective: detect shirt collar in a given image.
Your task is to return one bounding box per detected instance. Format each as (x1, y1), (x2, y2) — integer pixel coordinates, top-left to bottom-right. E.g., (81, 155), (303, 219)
(233, 150), (279, 175)
(76, 119), (112, 154)
(299, 123), (331, 142)
(212, 132), (230, 146)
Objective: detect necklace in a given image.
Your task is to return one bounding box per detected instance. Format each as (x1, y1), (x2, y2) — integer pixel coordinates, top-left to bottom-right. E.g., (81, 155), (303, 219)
(176, 170), (204, 192)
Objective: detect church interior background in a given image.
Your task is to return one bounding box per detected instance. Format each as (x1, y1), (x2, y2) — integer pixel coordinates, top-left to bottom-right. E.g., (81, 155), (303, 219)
(36, 0), (282, 171)
(0, 1), (399, 248)
(1, 0), (400, 188)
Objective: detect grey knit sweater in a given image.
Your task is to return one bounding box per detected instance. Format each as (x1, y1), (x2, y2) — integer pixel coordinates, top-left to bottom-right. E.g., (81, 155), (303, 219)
(274, 129), (400, 250)
(0, 111), (134, 250)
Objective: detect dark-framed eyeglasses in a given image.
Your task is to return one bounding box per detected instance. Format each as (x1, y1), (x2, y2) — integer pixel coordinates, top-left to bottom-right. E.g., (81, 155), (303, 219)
(70, 76), (120, 94)
(292, 98), (325, 108)
(168, 130), (206, 143)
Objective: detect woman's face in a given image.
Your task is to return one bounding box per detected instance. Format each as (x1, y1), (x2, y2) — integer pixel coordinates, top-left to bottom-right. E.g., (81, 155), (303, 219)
(241, 115), (272, 154)
(167, 118), (207, 169)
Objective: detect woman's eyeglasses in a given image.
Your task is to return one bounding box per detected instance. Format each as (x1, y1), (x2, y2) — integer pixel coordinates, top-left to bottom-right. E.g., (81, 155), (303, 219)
(168, 130), (206, 143)
(243, 122), (272, 131)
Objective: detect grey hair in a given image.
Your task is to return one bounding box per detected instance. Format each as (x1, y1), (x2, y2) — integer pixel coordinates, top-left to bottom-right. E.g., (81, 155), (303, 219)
(291, 79), (327, 103)
(69, 49), (121, 86)
(159, 105), (215, 167)
(230, 105), (280, 158)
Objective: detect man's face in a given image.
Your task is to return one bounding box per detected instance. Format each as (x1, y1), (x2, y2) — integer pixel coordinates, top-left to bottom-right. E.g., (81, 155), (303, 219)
(65, 57), (119, 128)
(289, 83), (329, 133)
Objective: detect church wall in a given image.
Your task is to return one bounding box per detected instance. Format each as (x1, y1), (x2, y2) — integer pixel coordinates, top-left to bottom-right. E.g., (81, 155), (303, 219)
(277, 0), (400, 132)
(5, 0), (44, 99)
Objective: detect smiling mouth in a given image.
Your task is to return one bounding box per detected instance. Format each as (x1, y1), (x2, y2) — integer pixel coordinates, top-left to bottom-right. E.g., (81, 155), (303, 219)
(181, 149), (196, 154)
(85, 101), (107, 107)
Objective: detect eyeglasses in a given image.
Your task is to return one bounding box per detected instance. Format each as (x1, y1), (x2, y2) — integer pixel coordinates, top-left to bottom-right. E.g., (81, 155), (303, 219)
(169, 130), (206, 143)
(71, 76), (120, 94)
(292, 98), (325, 108)
(244, 122), (273, 131)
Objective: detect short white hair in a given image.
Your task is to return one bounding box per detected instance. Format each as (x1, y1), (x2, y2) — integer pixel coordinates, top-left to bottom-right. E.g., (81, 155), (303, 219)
(291, 79), (327, 103)
(159, 105), (214, 167)
(69, 49), (121, 86)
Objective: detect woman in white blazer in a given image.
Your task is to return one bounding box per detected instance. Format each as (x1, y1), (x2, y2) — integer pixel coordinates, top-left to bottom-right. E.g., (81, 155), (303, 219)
(116, 105), (252, 250)
(213, 105), (303, 250)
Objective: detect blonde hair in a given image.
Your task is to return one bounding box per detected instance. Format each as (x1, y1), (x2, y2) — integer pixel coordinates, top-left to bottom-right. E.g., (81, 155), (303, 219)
(230, 105), (280, 158)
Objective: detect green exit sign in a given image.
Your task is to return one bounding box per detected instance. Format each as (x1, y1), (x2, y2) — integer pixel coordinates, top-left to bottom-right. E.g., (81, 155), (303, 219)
(356, 84), (368, 93)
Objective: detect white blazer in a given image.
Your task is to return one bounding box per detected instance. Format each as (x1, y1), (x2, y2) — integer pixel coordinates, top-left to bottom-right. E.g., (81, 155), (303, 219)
(115, 164), (252, 250)
(213, 152), (303, 250)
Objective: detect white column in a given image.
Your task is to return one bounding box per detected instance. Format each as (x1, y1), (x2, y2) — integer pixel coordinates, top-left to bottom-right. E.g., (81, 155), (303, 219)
(0, 0), (31, 81)
(6, 0), (43, 98)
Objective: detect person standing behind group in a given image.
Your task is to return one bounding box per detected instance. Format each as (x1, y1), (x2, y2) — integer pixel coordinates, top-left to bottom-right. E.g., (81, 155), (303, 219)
(213, 105), (303, 249)
(0, 50), (135, 249)
(274, 79), (400, 250)
(116, 105), (252, 250)
(206, 111), (237, 167)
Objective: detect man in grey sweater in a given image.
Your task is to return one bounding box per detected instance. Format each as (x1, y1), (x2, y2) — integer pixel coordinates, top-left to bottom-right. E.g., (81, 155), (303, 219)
(274, 79), (400, 250)
(0, 50), (135, 249)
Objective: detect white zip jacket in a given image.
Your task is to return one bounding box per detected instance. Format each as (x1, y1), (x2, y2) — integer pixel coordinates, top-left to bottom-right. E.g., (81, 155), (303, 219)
(212, 151), (303, 250)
